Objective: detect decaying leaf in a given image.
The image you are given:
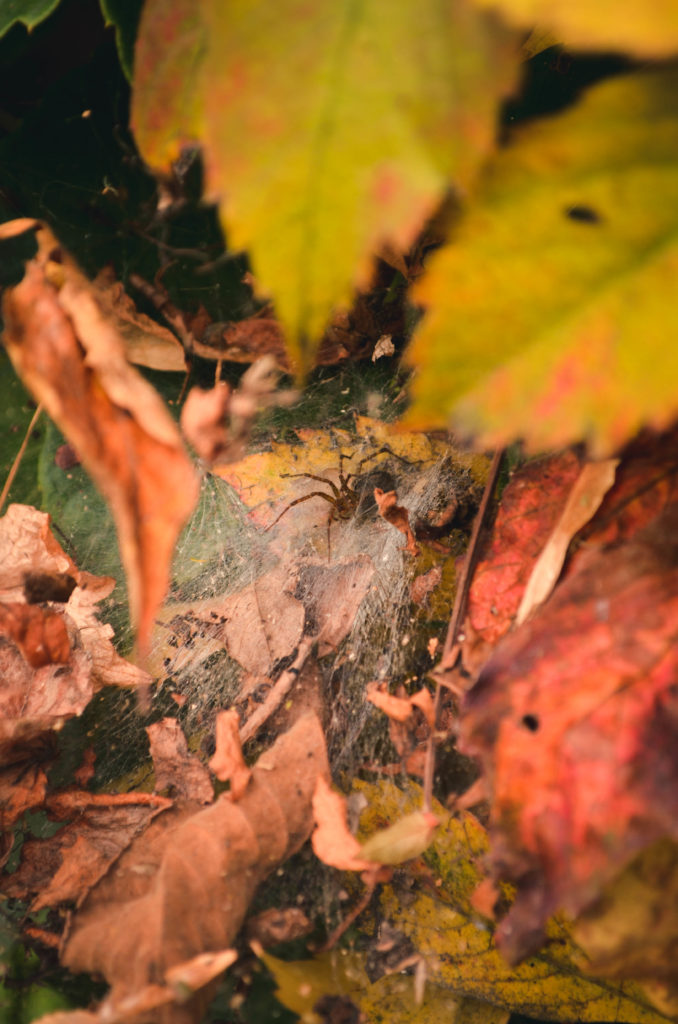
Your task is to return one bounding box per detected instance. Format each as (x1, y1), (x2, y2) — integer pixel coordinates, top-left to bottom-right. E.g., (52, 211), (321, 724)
(516, 457), (618, 624)
(147, 718), (213, 804)
(460, 502), (678, 962)
(63, 712), (328, 1021)
(359, 810), (439, 866)
(355, 781), (669, 1024)
(0, 504), (149, 762)
(312, 776), (374, 872)
(208, 709), (252, 799)
(180, 356), (296, 466)
(92, 266), (186, 372)
(374, 487), (420, 556)
(1, 221), (200, 653)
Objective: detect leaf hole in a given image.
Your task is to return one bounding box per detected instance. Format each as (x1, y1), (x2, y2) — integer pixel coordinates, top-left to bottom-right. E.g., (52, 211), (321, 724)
(521, 713), (540, 732)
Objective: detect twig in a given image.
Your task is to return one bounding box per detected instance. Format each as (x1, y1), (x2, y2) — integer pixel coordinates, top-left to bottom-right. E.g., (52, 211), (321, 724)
(239, 636), (314, 745)
(422, 447), (504, 812)
(315, 880), (376, 952)
(0, 403), (42, 514)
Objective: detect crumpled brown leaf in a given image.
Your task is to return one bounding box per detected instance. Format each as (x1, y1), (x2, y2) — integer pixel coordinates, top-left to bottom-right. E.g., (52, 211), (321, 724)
(63, 712), (328, 1023)
(147, 718), (213, 804)
(373, 487), (420, 556)
(1, 220), (200, 653)
(0, 504), (150, 764)
(208, 709), (252, 799)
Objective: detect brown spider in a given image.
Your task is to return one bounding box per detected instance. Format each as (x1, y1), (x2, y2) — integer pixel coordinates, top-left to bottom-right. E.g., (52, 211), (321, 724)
(265, 447), (416, 559)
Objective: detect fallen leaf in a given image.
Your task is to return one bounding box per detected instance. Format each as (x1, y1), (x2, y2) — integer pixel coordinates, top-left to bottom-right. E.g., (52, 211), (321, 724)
(63, 713), (328, 1020)
(0, 504), (149, 763)
(465, 451), (583, 649)
(357, 780), (669, 1024)
(3, 796), (170, 912)
(181, 356), (294, 466)
(208, 709), (252, 800)
(367, 683), (414, 723)
(516, 457), (619, 624)
(359, 810), (439, 866)
(312, 776), (374, 872)
(150, 562), (305, 681)
(460, 502), (678, 962)
(92, 266), (186, 372)
(374, 488), (420, 556)
(0, 602), (70, 667)
(246, 907), (312, 948)
(1, 222), (200, 653)
(147, 718), (213, 804)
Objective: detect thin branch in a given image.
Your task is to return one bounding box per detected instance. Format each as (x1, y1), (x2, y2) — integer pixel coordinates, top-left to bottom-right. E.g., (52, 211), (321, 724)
(422, 447), (504, 812)
(0, 403), (42, 514)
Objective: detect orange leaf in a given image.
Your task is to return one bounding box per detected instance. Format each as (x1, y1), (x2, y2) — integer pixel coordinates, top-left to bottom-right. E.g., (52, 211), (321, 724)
(312, 776), (374, 872)
(208, 709), (252, 800)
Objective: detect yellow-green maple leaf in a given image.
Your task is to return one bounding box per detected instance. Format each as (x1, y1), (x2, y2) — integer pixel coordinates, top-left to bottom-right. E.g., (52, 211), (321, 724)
(406, 68), (678, 455)
(132, 0), (518, 372)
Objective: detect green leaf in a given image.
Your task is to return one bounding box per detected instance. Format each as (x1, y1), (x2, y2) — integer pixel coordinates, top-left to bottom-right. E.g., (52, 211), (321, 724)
(471, 0), (678, 57)
(98, 0), (144, 80)
(0, 0), (61, 37)
(132, 0), (519, 372)
(406, 68), (678, 454)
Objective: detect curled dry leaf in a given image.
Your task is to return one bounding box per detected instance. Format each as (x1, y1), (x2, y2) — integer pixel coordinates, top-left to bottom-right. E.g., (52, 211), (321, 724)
(92, 265), (186, 372)
(373, 487), (420, 556)
(1, 221), (200, 653)
(366, 683), (414, 723)
(208, 709), (252, 799)
(516, 458), (619, 624)
(312, 776), (375, 872)
(181, 356), (294, 466)
(0, 504), (149, 763)
(63, 713), (328, 1022)
(367, 683), (435, 730)
(147, 718), (214, 804)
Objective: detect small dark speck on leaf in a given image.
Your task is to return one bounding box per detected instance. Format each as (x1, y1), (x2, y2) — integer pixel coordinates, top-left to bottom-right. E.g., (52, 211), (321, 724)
(521, 714), (540, 732)
(565, 205), (602, 224)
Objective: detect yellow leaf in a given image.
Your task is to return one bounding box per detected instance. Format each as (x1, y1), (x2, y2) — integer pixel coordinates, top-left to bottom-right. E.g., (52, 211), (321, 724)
(406, 68), (678, 454)
(471, 0), (678, 57)
(132, 0), (519, 372)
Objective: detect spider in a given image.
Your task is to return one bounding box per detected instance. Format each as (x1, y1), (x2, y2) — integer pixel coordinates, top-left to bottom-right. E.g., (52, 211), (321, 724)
(265, 446), (415, 560)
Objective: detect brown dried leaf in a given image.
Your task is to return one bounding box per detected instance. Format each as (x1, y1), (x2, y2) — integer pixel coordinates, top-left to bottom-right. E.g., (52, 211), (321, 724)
(208, 709), (252, 799)
(366, 683), (414, 723)
(312, 776), (375, 872)
(151, 563), (305, 681)
(181, 356), (293, 466)
(246, 907), (312, 947)
(147, 718), (213, 804)
(3, 798), (169, 910)
(373, 488), (420, 556)
(1, 222), (200, 652)
(92, 266), (186, 372)
(63, 713), (328, 1020)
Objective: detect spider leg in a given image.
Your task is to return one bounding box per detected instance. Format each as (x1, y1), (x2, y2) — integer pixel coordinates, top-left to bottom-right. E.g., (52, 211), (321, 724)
(280, 471), (342, 500)
(265, 490), (337, 531)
